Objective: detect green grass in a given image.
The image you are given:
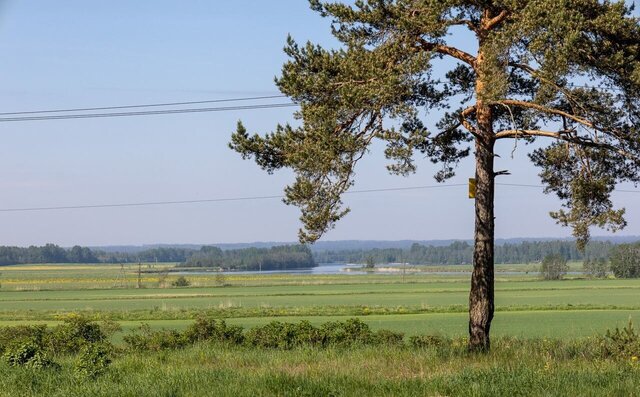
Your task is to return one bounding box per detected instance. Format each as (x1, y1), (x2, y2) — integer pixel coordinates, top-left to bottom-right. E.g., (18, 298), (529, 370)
(0, 340), (638, 397)
(1, 263), (640, 395)
(3, 309), (637, 342)
(1, 278), (639, 320)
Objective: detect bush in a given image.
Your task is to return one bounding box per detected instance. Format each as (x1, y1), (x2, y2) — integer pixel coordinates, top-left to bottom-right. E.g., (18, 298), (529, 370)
(123, 324), (188, 351)
(3, 341), (56, 369)
(374, 329), (405, 345)
(318, 318), (375, 347)
(540, 254), (569, 280)
(0, 325), (48, 356)
(183, 317), (244, 345)
(49, 315), (107, 354)
(602, 319), (640, 358)
(245, 321), (321, 349)
(74, 343), (112, 378)
(172, 276), (191, 287)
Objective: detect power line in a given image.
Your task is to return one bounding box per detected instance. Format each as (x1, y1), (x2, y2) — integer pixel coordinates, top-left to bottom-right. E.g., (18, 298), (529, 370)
(0, 94), (287, 116)
(496, 182), (640, 193)
(0, 184), (467, 213)
(0, 103), (297, 123)
(0, 83), (624, 123)
(0, 183), (637, 213)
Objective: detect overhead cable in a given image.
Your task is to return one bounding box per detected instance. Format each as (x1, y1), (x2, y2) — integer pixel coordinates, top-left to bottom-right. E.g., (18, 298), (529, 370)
(0, 183), (637, 213)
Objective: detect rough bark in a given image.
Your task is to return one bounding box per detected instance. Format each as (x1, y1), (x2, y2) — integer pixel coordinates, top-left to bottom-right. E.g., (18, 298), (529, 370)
(469, 131), (495, 351)
(469, 30), (496, 349)
(467, 11), (497, 351)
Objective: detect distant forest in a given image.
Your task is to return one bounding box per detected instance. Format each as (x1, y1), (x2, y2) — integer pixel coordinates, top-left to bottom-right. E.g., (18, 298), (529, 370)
(176, 245), (315, 271)
(0, 243), (315, 271)
(0, 239), (632, 267)
(314, 240), (617, 265)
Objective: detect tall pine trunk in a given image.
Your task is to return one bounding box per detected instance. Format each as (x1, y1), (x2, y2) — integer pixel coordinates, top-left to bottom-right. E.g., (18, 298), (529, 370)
(468, 100), (496, 351)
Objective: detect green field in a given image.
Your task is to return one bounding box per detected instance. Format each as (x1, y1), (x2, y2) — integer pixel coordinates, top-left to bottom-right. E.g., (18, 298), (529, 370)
(1, 264), (639, 338)
(1, 263), (639, 396)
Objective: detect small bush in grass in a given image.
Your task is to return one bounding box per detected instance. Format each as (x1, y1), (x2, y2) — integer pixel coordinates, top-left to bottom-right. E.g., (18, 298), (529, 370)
(318, 318), (374, 347)
(123, 324), (188, 351)
(172, 276), (191, 287)
(0, 325), (48, 356)
(49, 315), (107, 354)
(374, 329), (404, 346)
(245, 321), (321, 349)
(245, 318), (386, 349)
(74, 343), (112, 379)
(3, 341), (56, 369)
(183, 316), (244, 344)
(602, 319), (640, 358)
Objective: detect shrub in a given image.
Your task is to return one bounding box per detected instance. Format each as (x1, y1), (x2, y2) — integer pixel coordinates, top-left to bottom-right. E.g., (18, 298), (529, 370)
(602, 319), (640, 358)
(215, 272), (227, 287)
(540, 254), (569, 280)
(74, 343), (112, 379)
(183, 317), (244, 344)
(374, 329), (405, 345)
(123, 324), (188, 351)
(318, 318), (375, 347)
(245, 321), (321, 349)
(0, 325), (48, 356)
(244, 318), (397, 349)
(3, 341), (56, 369)
(49, 315), (107, 354)
(172, 276), (191, 287)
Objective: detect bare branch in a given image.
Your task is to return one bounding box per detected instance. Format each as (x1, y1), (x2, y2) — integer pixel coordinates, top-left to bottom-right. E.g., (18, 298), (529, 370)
(417, 38), (477, 68)
(495, 129), (640, 163)
(495, 129), (567, 140)
(492, 99), (595, 128)
(458, 105), (479, 137)
(508, 62), (590, 115)
(483, 10), (509, 31)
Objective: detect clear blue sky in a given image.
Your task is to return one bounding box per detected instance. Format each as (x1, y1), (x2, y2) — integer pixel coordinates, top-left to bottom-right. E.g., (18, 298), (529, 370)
(0, 1), (638, 246)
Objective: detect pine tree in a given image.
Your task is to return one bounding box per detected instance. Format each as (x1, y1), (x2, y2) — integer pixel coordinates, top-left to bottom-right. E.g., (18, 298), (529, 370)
(231, 0), (640, 350)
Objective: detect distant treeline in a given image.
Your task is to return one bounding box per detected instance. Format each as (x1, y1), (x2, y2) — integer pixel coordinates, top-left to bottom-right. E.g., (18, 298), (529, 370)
(0, 244), (99, 266)
(0, 243), (315, 271)
(177, 245), (315, 271)
(0, 240), (631, 267)
(314, 240), (617, 265)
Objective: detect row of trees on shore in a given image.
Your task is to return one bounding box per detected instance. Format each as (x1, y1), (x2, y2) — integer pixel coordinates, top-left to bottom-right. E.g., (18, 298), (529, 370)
(0, 241), (638, 277)
(316, 240), (617, 265)
(0, 243), (315, 271)
(177, 245), (315, 271)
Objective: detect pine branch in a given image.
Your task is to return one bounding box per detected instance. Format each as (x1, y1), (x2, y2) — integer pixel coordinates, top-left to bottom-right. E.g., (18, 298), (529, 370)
(417, 38), (477, 68)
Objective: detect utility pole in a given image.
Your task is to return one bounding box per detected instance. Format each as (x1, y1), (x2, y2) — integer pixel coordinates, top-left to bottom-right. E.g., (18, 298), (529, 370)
(137, 262), (142, 289)
(401, 252), (406, 284)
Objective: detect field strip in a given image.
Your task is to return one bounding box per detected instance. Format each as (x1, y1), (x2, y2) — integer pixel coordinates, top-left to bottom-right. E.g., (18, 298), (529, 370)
(1, 284), (639, 302)
(1, 309), (639, 339)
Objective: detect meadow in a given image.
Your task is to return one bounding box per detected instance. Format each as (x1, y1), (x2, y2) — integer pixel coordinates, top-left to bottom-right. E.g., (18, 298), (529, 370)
(0, 263), (639, 396)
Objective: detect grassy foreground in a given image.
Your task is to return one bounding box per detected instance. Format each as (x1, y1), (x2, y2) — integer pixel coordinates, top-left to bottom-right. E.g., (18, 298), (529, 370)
(1, 340), (639, 397)
(1, 263), (640, 395)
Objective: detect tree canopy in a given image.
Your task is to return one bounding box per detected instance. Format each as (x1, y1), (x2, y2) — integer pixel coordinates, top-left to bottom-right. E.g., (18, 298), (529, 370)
(231, 0), (640, 350)
(232, 0), (640, 246)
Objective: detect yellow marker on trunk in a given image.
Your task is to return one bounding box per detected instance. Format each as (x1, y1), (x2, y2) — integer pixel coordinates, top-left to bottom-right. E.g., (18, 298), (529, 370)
(468, 178), (476, 199)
